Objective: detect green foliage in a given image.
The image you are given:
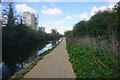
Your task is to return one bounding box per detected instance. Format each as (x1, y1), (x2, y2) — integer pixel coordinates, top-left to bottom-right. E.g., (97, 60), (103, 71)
(114, 2), (120, 50)
(2, 24), (45, 47)
(47, 32), (61, 41)
(74, 10), (117, 37)
(66, 40), (119, 78)
(7, 3), (15, 26)
(88, 10), (117, 36)
(73, 21), (87, 37)
(2, 24), (46, 69)
(96, 35), (112, 41)
(2, 22), (61, 70)
(65, 2), (120, 78)
(64, 30), (73, 38)
(65, 3), (119, 38)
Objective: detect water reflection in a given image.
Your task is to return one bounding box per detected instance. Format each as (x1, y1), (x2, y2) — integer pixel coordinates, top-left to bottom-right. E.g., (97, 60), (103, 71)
(2, 43), (44, 79)
(37, 38), (63, 55)
(2, 38), (63, 79)
(37, 43), (53, 55)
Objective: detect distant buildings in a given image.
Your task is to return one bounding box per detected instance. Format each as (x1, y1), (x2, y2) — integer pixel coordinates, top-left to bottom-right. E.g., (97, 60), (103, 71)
(38, 27), (45, 32)
(23, 11), (38, 30)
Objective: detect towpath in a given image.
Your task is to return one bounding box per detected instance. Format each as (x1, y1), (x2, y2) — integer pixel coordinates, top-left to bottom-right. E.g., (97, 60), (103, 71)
(24, 38), (75, 78)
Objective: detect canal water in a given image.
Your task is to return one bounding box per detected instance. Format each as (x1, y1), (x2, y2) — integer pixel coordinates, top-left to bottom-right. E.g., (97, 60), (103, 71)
(1, 38), (63, 80)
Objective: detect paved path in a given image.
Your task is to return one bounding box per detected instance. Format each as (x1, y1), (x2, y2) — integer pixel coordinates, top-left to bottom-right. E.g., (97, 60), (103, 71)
(24, 38), (75, 78)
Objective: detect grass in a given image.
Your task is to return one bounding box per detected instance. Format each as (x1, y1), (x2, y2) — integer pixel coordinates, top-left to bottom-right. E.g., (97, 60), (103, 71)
(66, 40), (119, 78)
(11, 38), (63, 79)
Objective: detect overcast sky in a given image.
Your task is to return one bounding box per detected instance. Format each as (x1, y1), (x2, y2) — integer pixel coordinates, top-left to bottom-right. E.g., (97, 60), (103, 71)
(1, 0), (119, 34)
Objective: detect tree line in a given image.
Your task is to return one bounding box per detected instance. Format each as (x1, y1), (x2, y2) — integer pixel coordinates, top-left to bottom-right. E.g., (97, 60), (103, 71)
(65, 1), (120, 53)
(2, 2), (62, 48)
(2, 2), (62, 74)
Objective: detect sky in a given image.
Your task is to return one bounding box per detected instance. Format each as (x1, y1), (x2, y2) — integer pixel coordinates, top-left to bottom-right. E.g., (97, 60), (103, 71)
(1, 0), (119, 34)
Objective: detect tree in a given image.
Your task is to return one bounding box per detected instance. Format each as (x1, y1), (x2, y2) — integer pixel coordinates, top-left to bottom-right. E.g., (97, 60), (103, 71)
(73, 21), (86, 37)
(2, 2), (20, 26)
(7, 3), (14, 26)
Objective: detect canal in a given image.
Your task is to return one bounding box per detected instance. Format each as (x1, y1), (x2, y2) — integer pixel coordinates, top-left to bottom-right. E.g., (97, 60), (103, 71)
(2, 38), (63, 79)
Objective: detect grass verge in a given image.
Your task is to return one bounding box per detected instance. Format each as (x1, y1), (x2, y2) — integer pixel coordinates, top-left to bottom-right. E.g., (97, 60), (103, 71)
(66, 39), (119, 78)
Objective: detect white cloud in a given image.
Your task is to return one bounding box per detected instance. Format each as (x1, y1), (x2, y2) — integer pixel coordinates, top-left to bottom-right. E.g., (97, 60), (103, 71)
(56, 20), (64, 24)
(77, 13), (89, 21)
(45, 26), (54, 33)
(98, 6), (107, 11)
(90, 6), (98, 16)
(4, 0), (120, 2)
(65, 15), (73, 20)
(110, 0), (119, 2)
(56, 26), (72, 34)
(26, 0), (41, 2)
(26, 0), (57, 2)
(15, 4), (36, 13)
(43, 22), (52, 26)
(90, 4), (115, 16)
(90, 6), (107, 16)
(45, 25), (72, 34)
(108, 3), (116, 9)
(41, 7), (62, 16)
(41, 21), (72, 34)
(42, 5), (47, 9)
(3, 15), (8, 18)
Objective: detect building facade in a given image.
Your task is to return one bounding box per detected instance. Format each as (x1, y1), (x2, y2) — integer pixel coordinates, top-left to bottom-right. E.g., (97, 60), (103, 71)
(23, 12), (38, 30)
(38, 27), (45, 32)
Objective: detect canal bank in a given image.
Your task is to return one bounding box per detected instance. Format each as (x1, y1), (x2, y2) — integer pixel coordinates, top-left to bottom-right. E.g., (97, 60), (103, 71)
(10, 38), (63, 79)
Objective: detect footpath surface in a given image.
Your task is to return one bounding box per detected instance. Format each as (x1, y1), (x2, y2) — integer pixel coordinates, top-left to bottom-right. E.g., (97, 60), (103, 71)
(24, 38), (75, 78)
